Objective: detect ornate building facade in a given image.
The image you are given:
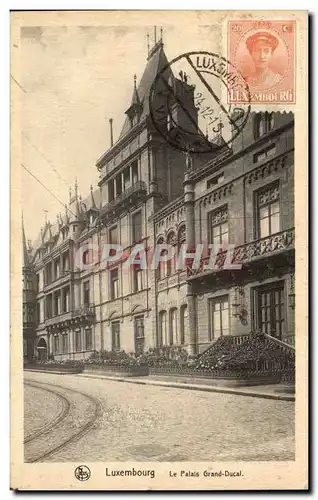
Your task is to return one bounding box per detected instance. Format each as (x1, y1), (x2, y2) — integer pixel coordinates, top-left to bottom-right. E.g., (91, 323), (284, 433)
(23, 39), (295, 361)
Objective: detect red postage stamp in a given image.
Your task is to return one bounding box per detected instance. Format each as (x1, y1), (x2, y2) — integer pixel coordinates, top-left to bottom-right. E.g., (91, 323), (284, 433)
(228, 20), (296, 104)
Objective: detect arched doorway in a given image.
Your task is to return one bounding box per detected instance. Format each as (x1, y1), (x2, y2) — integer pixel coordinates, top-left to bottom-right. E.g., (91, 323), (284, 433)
(37, 337), (47, 361)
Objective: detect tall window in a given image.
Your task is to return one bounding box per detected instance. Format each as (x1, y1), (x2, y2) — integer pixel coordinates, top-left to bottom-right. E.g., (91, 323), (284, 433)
(115, 174), (123, 196)
(62, 287), (70, 313)
(111, 321), (120, 351)
(62, 252), (69, 272)
(132, 211), (142, 243)
(123, 166), (130, 190)
(131, 160), (138, 184)
(254, 112), (274, 139)
(210, 296), (229, 340)
(108, 179), (115, 202)
(110, 268), (119, 299)
(83, 281), (90, 306)
(159, 311), (167, 345)
(54, 335), (59, 354)
(75, 329), (82, 352)
(85, 328), (93, 350)
(177, 225), (186, 272)
(257, 183), (280, 238)
(180, 304), (188, 345)
(62, 333), (68, 354)
(169, 308), (178, 345)
(257, 283), (284, 339)
(167, 232), (177, 275)
(209, 206), (229, 246)
(82, 249), (90, 266)
(54, 259), (60, 280)
(54, 292), (61, 316)
(133, 266), (143, 292)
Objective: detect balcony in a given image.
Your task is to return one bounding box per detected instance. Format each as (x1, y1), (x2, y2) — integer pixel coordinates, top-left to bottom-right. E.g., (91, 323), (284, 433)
(43, 270), (72, 292)
(45, 304), (95, 332)
(101, 181), (147, 222)
(72, 303), (95, 320)
(187, 228), (295, 280)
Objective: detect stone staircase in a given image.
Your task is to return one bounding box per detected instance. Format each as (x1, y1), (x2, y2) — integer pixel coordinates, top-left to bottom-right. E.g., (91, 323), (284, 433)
(195, 333), (295, 385)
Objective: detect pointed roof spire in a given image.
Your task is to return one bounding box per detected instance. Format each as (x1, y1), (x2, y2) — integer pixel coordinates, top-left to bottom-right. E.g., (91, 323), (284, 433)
(74, 178), (78, 199)
(47, 220), (53, 241)
(90, 184), (96, 209)
(147, 33), (150, 56)
(131, 74), (141, 106)
(64, 204), (70, 225)
(22, 213), (30, 267)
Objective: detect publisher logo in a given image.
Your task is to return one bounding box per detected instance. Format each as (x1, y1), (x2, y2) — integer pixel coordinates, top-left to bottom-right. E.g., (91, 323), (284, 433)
(75, 465), (91, 481)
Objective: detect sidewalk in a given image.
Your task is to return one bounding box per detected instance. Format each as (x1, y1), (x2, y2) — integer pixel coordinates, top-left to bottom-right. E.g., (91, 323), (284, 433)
(77, 372), (295, 401)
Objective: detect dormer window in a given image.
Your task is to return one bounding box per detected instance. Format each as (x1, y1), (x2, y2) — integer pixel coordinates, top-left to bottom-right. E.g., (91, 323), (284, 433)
(254, 112), (274, 139)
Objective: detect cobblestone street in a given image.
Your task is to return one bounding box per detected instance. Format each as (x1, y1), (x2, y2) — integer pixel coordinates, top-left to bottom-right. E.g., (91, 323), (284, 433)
(24, 371), (295, 462)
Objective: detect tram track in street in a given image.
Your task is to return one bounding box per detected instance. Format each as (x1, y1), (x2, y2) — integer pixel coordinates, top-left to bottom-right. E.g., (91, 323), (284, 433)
(24, 379), (102, 463)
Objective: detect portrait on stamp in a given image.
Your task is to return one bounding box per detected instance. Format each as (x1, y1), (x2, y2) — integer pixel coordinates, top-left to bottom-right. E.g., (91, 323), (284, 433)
(228, 20), (296, 104)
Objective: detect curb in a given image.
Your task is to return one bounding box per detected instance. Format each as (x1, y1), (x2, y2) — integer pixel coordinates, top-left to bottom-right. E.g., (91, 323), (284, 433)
(77, 373), (295, 402)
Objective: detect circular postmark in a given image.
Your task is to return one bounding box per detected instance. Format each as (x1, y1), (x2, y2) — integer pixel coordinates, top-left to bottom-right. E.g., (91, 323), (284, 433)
(149, 51), (251, 154)
(74, 465), (91, 481)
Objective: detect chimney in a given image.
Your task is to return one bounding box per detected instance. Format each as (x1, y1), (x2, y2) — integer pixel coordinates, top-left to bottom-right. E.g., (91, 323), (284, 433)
(109, 118), (114, 147)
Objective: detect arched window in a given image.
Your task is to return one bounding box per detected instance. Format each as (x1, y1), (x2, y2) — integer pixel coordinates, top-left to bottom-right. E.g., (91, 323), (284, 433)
(167, 231), (177, 276)
(156, 237), (165, 280)
(254, 112), (274, 139)
(169, 308), (178, 345)
(177, 225), (186, 271)
(159, 310), (167, 346)
(180, 304), (188, 345)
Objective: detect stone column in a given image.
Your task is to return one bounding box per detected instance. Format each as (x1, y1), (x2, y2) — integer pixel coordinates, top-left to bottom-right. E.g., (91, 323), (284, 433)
(76, 281), (81, 309)
(149, 147), (157, 193)
(184, 171), (197, 355)
(69, 328), (74, 354)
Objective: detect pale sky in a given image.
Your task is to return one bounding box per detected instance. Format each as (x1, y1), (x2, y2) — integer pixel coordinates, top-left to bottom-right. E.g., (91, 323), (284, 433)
(20, 21), (220, 243)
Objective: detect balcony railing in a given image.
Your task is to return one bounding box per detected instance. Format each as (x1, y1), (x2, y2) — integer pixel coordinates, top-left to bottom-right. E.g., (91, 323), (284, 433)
(101, 181), (147, 216)
(43, 270), (72, 290)
(187, 228), (295, 279)
(72, 303), (95, 318)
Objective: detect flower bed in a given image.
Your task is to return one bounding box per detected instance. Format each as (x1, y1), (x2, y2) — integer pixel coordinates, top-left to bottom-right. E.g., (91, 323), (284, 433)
(24, 361), (84, 374)
(83, 363), (149, 377)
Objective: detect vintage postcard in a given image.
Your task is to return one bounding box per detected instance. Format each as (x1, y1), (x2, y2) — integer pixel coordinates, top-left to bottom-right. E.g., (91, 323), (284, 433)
(11, 10), (308, 491)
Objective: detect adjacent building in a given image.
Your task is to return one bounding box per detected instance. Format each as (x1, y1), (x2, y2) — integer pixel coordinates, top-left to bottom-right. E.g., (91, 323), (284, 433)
(22, 37), (295, 361)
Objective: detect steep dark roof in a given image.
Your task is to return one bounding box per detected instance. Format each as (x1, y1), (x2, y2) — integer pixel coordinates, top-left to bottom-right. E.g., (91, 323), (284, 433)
(22, 215), (30, 268)
(119, 41), (169, 139)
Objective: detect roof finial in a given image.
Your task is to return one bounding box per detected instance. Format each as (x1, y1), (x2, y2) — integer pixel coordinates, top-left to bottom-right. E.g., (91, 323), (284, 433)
(134, 74), (137, 89)
(154, 26), (157, 44)
(74, 177), (78, 199)
(160, 27), (163, 41)
(43, 209), (48, 224)
(147, 33), (150, 56)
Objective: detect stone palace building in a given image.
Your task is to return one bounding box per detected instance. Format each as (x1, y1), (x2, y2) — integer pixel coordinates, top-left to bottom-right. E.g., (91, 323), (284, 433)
(22, 38), (295, 362)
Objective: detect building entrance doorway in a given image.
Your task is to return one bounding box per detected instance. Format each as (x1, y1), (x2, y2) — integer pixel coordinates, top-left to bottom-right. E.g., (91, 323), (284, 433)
(37, 337), (47, 361)
(134, 315), (145, 355)
(257, 283), (285, 339)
